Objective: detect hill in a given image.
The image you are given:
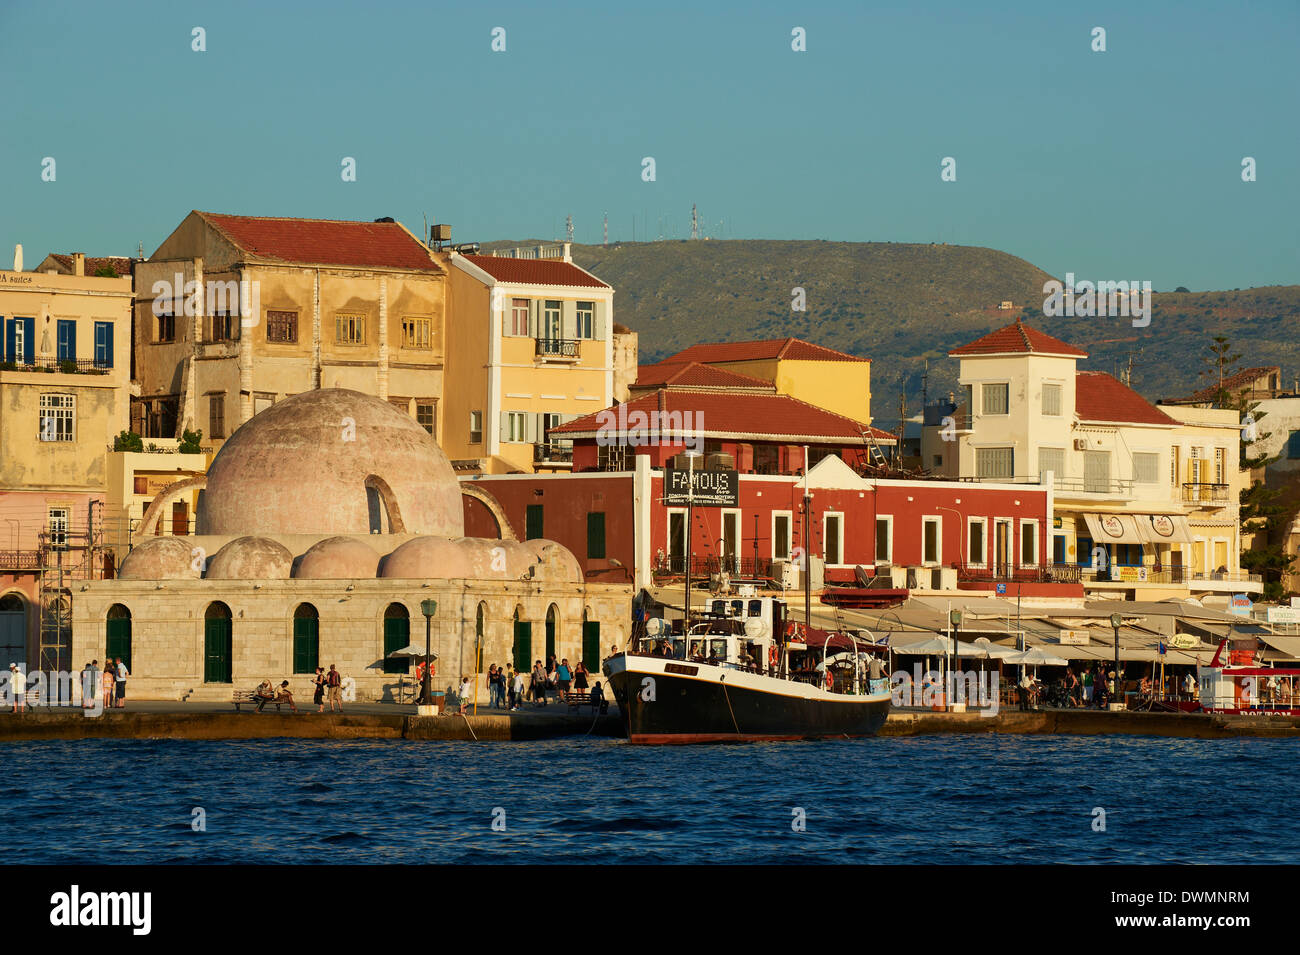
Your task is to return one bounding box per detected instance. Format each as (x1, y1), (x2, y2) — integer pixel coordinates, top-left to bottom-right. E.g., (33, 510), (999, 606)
(479, 239), (1300, 429)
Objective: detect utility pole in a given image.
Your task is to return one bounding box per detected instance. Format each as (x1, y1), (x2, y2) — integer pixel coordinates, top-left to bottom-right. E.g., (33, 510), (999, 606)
(566, 214), (574, 243)
(691, 203), (699, 240)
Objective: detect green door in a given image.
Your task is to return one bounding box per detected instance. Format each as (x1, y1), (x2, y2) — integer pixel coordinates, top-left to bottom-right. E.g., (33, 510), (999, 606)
(582, 621), (601, 670)
(106, 616), (131, 671)
(203, 616), (232, 684)
(383, 615), (410, 674)
(512, 620), (531, 672)
(292, 616), (319, 674)
(525, 504), (544, 540)
(545, 615), (556, 661)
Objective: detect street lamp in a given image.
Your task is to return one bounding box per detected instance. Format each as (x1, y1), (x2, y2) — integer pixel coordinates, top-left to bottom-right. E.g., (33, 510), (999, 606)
(949, 608), (963, 710)
(419, 598), (438, 708)
(1110, 611), (1123, 708)
(683, 450), (702, 638)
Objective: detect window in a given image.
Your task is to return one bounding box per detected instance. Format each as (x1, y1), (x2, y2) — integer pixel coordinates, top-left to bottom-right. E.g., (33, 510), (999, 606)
(469, 410), (483, 444)
(39, 394), (75, 442)
(976, 447), (1014, 479)
(1020, 520), (1039, 567)
(209, 395), (225, 439)
(962, 384), (974, 419)
(1214, 448), (1225, 484)
(416, 400), (436, 436)
(266, 310), (297, 343)
(1190, 447), (1202, 484)
(576, 302), (595, 339)
(402, 316), (432, 350)
(968, 518), (987, 566)
(254, 393), (275, 416)
(382, 604), (410, 675)
(1171, 445), (1180, 485)
(156, 303), (175, 343)
(93, 321), (114, 368)
(542, 301), (562, 340)
(56, 319), (76, 361)
(292, 604), (319, 674)
(875, 516), (893, 564)
(504, 411), (527, 443)
(510, 298), (529, 336)
(981, 383), (1009, 416)
(1038, 447), (1064, 483)
(668, 510), (686, 568)
(1134, 452), (1159, 484)
(48, 507), (70, 549)
(933, 454), (943, 468)
(525, 504), (544, 541)
(335, 314), (366, 345)
(204, 311), (235, 342)
(824, 513), (843, 565)
(922, 517), (941, 565)
(587, 512), (606, 559)
(1042, 382), (1062, 416)
(772, 512), (792, 560)
(1288, 431), (1300, 460)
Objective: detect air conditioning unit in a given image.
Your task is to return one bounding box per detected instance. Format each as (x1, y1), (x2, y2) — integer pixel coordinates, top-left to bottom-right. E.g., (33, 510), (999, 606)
(1073, 438), (1089, 450)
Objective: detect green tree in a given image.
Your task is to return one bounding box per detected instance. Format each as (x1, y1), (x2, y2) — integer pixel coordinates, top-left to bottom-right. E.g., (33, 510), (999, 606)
(178, 428), (204, 454)
(1199, 335), (1242, 408)
(112, 430), (144, 452)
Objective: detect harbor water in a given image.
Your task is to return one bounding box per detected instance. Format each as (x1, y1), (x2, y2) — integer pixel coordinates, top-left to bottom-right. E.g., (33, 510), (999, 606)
(5, 736), (1297, 864)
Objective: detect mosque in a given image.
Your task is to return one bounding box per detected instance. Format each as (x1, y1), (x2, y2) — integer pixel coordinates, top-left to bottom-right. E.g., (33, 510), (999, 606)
(71, 389), (631, 702)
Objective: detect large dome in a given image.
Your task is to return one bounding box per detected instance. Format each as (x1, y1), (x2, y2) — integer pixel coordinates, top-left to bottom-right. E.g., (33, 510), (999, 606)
(197, 389), (465, 537)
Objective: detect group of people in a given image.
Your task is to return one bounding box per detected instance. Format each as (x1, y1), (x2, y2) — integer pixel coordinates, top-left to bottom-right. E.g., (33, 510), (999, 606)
(251, 664), (345, 714)
(451, 656), (603, 715)
(77, 658), (129, 711)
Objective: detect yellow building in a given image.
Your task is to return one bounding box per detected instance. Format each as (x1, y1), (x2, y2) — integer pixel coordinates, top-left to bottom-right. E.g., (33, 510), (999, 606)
(658, 337), (873, 425)
(0, 247), (133, 669)
(445, 244), (620, 473)
(133, 212), (449, 448)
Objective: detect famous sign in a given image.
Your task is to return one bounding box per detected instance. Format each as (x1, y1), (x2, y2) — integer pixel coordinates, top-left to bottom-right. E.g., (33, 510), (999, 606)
(663, 469), (738, 507)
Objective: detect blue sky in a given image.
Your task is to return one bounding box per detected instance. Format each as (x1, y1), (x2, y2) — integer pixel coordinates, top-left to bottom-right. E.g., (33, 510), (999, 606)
(1, 0), (1296, 291)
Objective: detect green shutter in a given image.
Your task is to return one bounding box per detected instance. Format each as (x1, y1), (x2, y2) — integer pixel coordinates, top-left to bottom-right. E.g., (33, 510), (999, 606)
(512, 621), (531, 672)
(383, 615), (410, 674)
(293, 616), (319, 674)
(106, 617), (131, 671)
(545, 615), (556, 661)
(203, 617), (232, 684)
(582, 621), (601, 671)
(587, 511), (606, 559)
(525, 504), (544, 541)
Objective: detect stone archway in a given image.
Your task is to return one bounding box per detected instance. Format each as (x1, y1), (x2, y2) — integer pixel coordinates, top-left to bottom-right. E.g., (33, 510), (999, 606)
(461, 485), (517, 541)
(0, 592), (27, 669)
(139, 477), (207, 537)
(364, 474), (406, 533)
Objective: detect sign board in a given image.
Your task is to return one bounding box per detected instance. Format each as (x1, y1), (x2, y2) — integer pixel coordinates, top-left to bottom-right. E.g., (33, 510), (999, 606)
(1291, 597), (1300, 610)
(1169, 634), (1200, 649)
(995, 583), (1007, 595)
(1267, 606), (1300, 624)
(1057, 630), (1091, 645)
(663, 468), (738, 507)
(1229, 594), (1252, 616)
(1113, 566), (1147, 582)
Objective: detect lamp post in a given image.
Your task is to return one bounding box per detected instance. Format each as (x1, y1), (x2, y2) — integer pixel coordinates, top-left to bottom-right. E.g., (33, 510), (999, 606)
(949, 608), (963, 710)
(683, 450), (701, 639)
(419, 599), (438, 707)
(1110, 611), (1123, 709)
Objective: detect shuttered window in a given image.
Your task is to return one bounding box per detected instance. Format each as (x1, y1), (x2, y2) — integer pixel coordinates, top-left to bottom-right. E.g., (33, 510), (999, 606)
(525, 505), (544, 541)
(1042, 383), (1062, 416)
(1038, 447), (1064, 483)
(1134, 452), (1159, 484)
(981, 383), (1009, 415)
(587, 512), (606, 559)
(976, 447), (1014, 479)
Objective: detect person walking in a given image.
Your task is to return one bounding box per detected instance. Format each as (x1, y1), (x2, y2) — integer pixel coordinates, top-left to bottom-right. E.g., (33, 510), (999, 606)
(573, 660), (589, 697)
(312, 666), (326, 713)
(8, 663), (25, 714)
(458, 675), (472, 716)
(113, 657), (129, 708)
(511, 667), (525, 711)
(531, 660), (547, 707)
(80, 661), (98, 710)
(1082, 667), (1093, 705)
(326, 664), (343, 713)
(102, 658), (117, 710)
(556, 658), (572, 701)
(505, 665), (516, 710)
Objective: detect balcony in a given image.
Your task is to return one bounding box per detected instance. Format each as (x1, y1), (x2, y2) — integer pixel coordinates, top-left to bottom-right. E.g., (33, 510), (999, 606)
(1182, 482), (1231, 506)
(956, 562), (1083, 584)
(533, 442), (574, 467)
(535, 338), (580, 361)
(0, 357), (111, 376)
(0, 550), (40, 572)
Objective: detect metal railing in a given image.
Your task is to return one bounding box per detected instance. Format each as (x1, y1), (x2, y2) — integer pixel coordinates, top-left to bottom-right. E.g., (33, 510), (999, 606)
(535, 338), (580, 358)
(0, 550), (41, 571)
(492, 245), (565, 260)
(0, 357), (112, 375)
(655, 555), (773, 579)
(956, 475), (1136, 495)
(956, 562), (1083, 584)
(534, 442), (574, 464)
(1182, 482), (1231, 504)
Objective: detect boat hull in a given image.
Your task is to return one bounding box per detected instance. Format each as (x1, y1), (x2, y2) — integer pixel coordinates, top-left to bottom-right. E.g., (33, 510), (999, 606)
(604, 655), (891, 744)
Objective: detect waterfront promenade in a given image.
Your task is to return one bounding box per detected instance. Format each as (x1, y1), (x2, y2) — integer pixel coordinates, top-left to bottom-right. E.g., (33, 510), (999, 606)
(1, 701), (1298, 740)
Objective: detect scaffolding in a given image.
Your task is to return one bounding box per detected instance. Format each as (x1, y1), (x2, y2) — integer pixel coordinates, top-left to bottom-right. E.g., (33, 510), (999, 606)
(35, 501), (105, 691)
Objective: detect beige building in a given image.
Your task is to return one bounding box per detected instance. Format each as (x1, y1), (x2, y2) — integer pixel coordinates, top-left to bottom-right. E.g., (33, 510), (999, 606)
(0, 248), (133, 670)
(72, 389), (631, 701)
(133, 211), (449, 449)
(921, 319), (1257, 599)
(444, 244), (623, 473)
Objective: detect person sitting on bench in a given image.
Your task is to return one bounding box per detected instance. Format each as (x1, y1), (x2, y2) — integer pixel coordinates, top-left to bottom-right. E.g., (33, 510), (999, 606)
(253, 679), (275, 713)
(275, 680), (299, 714)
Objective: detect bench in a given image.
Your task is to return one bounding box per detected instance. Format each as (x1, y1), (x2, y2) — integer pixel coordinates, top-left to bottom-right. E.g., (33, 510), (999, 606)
(566, 692), (607, 714)
(232, 690), (292, 713)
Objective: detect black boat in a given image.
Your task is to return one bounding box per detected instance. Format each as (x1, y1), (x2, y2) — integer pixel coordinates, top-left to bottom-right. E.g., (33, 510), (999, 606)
(604, 593), (891, 744)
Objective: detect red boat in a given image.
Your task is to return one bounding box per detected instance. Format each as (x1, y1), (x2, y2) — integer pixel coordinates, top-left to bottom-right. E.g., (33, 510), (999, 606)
(1197, 640), (1300, 715)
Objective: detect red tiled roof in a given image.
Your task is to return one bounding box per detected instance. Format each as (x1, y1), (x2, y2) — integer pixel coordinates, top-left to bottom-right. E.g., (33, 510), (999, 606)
(1075, 371), (1177, 426)
(1181, 367), (1278, 403)
(551, 390), (895, 443)
(461, 254), (609, 289)
(949, 320), (1088, 358)
(198, 212), (442, 272)
(664, 337), (869, 364)
(633, 361), (774, 390)
(46, 254), (133, 277)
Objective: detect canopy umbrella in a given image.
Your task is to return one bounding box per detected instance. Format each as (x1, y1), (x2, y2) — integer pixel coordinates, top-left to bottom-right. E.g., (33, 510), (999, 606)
(955, 637), (1016, 660)
(890, 635), (952, 655)
(1003, 646), (1069, 667)
(386, 645), (439, 660)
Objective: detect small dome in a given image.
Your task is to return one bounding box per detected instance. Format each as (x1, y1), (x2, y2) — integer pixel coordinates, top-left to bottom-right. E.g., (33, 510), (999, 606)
(521, 539), (584, 582)
(118, 537), (202, 580)
(294, 537), (381, 579)
(206, 537), (294, 580)
(380, 537), (474, 579)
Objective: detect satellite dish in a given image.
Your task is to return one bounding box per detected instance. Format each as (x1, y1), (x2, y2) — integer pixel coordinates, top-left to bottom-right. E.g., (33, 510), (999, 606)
(645, 617), (666, 637)
(744, 618), (767, 640)
(854, 565), (872, 588)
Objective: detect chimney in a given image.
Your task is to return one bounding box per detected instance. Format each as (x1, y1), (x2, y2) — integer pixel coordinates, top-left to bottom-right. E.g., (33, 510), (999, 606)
(12, 244), (21, 271)
(562, 242), (572, 263)
(73, 252), (85, 276)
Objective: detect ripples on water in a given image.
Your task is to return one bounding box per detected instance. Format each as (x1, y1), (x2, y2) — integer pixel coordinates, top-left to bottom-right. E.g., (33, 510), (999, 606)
(3, 736), (1296, 864)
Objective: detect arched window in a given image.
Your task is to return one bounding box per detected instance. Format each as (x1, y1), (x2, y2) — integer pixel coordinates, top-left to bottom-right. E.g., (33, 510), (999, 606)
(0, 593), (26, 670)
(545, 604), (559, 662)
(204, 602), (232, 684)
(106, 604), (132, 672)
(475, 602), (486, 674)
(292, 604), (319, 674)
(383, 603), (410, 674)
(512, 606), (531, 672)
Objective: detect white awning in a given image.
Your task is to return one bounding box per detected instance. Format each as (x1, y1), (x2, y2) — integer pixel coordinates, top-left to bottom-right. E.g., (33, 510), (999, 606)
(1084, 513), (1147, 545)
(1142, 513), (1194, 544)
